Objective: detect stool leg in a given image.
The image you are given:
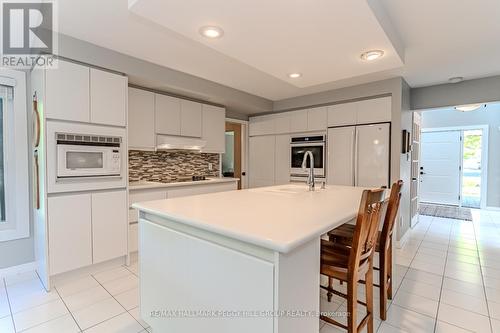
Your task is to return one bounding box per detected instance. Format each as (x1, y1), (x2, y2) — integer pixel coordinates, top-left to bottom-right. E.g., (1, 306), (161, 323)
(366, 259), (374, 333)
(347, 277), (358, 333)
(387, 238), (393, 300)
(379, 250), (388, 321)
(327, 277), (333, 302)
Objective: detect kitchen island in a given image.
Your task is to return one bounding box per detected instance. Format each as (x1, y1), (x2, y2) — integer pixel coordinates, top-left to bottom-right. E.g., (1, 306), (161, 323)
(133, 184), (366, 333)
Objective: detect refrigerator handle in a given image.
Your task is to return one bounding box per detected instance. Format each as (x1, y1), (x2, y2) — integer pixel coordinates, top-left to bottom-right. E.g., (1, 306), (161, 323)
(353, 128), (359, 186)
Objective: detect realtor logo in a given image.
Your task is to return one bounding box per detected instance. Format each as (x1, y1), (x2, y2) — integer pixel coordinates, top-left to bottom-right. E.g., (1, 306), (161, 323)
(2, 2), (53, 54)
(1, 1), (57, 68)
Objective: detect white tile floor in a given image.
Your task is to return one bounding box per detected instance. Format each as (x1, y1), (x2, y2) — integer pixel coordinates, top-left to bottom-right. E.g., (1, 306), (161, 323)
(320, 209), (500, 333)
(0, 210), (499, 332)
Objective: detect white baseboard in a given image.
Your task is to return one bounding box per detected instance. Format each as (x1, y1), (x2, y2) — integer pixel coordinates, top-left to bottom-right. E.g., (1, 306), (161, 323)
(0, 261), (37, 279)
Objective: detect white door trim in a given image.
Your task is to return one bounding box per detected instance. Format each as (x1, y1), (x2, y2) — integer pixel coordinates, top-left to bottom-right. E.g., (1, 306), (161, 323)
(225, 118), (249, 189)
(422, 125), (489, 209)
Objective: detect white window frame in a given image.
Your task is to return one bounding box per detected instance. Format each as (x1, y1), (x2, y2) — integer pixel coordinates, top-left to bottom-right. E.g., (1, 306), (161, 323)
(0, 68), (30, 241)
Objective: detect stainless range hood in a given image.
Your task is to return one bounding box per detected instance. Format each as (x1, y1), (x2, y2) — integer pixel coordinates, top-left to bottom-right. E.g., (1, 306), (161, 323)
(156, 135), (206, 151)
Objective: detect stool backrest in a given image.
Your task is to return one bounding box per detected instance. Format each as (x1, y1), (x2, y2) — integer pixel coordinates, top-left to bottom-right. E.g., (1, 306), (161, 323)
(380, 180), (403, 251)
(349, 188), (386, 274)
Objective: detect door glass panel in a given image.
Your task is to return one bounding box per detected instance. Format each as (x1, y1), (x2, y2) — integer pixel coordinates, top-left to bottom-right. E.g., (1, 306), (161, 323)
(66, 152), (103, 169)
(462, 130), (482, 208)
(291, 146), (323, 168)
(0, 96), (5, 222)
(222, 131), (235, 177)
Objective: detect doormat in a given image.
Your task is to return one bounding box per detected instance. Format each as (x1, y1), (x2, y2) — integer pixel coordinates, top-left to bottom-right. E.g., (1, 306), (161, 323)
(419, 203), (473, 221)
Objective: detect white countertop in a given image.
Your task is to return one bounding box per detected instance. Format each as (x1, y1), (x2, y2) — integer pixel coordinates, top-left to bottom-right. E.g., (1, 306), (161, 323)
(133, 184), (369, 253)
(128, 177), (238, 190)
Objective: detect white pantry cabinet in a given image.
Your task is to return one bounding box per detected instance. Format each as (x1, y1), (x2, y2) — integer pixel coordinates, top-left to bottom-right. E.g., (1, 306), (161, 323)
(274, 134), (290, 185)
(249, 135), (276, 188)
(90, 68), (128, 126)
(274, 114), (291, 134)
(201, 104), (225, 153)
(45, 60), (90, 122)
(48, 193), (92, 275)
(180, 99), (202, 137)
(92, 190), (128, 264)
(155, 94), (181, 136)
(128, 88), (155, 150)
(289, 110), (308, 133)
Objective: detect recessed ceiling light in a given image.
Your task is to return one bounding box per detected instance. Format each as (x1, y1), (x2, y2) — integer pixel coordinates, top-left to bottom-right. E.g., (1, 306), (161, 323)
(199, 26), (224, 39)
(449, 77), (464, 84)
(454, 104), (485, 112)
(288, 73), (302, 79)
(360, 50), (384, 61)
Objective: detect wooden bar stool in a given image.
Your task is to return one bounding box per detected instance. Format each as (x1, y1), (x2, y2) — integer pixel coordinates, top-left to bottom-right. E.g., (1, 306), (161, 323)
(320, 188), (386, 333)
(326, 180), (403, 321)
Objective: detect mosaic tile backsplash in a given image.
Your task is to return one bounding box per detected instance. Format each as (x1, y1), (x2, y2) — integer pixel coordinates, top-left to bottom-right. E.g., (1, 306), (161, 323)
(129, 150), (220, 182)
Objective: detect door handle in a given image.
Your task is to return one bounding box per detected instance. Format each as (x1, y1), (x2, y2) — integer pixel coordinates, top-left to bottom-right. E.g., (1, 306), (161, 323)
(420, 171), (425, 175)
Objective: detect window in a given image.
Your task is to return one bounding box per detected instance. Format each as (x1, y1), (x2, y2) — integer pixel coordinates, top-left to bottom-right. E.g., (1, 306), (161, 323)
(0, 69), (29, 241)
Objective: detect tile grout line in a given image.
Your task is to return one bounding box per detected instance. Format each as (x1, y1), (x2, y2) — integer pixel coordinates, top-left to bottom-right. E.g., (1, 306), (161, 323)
(53, 286), (84, 333)
(2, 277), (16, 333)
(471, 216), (495, 333)
(431, 218), (453, 333)
(88, 274), (145, 331)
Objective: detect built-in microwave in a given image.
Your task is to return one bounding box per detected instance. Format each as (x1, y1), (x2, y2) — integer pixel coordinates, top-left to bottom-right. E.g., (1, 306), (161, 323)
(56, 133), (122, 179)
(290, 134), (326, 178)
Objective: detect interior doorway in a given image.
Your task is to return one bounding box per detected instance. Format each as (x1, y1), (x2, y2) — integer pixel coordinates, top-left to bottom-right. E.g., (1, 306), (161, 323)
(222, 122), (242, 189)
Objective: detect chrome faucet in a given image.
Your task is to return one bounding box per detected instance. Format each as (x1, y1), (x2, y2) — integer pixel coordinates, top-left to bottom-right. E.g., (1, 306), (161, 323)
(301, 151), (315, 191)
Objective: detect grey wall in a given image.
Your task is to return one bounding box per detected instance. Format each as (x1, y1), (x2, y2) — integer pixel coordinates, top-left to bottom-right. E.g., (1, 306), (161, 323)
(272, 77), (410, 241)
(411, 75), (500, 111)
(57, 33), (270, 118)
(422, 104), (500, 208)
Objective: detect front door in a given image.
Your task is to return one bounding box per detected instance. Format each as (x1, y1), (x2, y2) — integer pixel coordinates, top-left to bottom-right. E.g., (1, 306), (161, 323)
(420, 131), (461, 206)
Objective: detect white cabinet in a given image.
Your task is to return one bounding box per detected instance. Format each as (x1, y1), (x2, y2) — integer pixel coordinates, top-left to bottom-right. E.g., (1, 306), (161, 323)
(90, 68), (128, 126)
(45, 60), (90, 122)
(289, 110), (308, 133)
(249, 135), (276, 188)
(48, 194), (92, 275)
(307, 107), (327, 131)
(180, 100), (202, 137)
(274, 114), (290, 134)
(167, 182), (237, 198)
(249, 115), (275, 136)
(128, 189), (168, 224)
(201, 104), (225, 153)
(91, 190), (128, 264)
(275, 134), (290, 185)
(128, 88), (155, 150)
(356, 96), (391, 124)
(327, 102), (357, 127)
(155, 94), (181, 136)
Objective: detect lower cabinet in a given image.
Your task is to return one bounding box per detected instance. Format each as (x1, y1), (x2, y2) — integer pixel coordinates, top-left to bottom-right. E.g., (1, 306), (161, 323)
(128, 181), (238, 253)
(92, 190), (128, 264)
(48, 193), (92, 275)
(47, 189), (128, 275)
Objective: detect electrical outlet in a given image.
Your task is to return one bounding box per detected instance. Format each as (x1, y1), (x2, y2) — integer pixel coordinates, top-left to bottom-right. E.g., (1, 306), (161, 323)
(208, 163), (213, 171)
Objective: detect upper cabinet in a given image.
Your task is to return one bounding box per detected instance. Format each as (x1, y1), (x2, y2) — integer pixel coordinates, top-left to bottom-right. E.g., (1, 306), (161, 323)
(356, 96), (391, 124)
(155, 94), (181, 136)
(274, 113), (290, 134)
(328, 97), (391, 127)
(90, 68), (127, 127)
(249, 115), (275, 136)
(128, 88), (155, 150)
(307, 107), (327, 131)
(44, 59), (127, 127)
(180, 100), (202, 137)
(327, 102), (357, 127)
(201, 104), (225, 153)
(45, 60), (90, 122)
(289, 110), (308, 133)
